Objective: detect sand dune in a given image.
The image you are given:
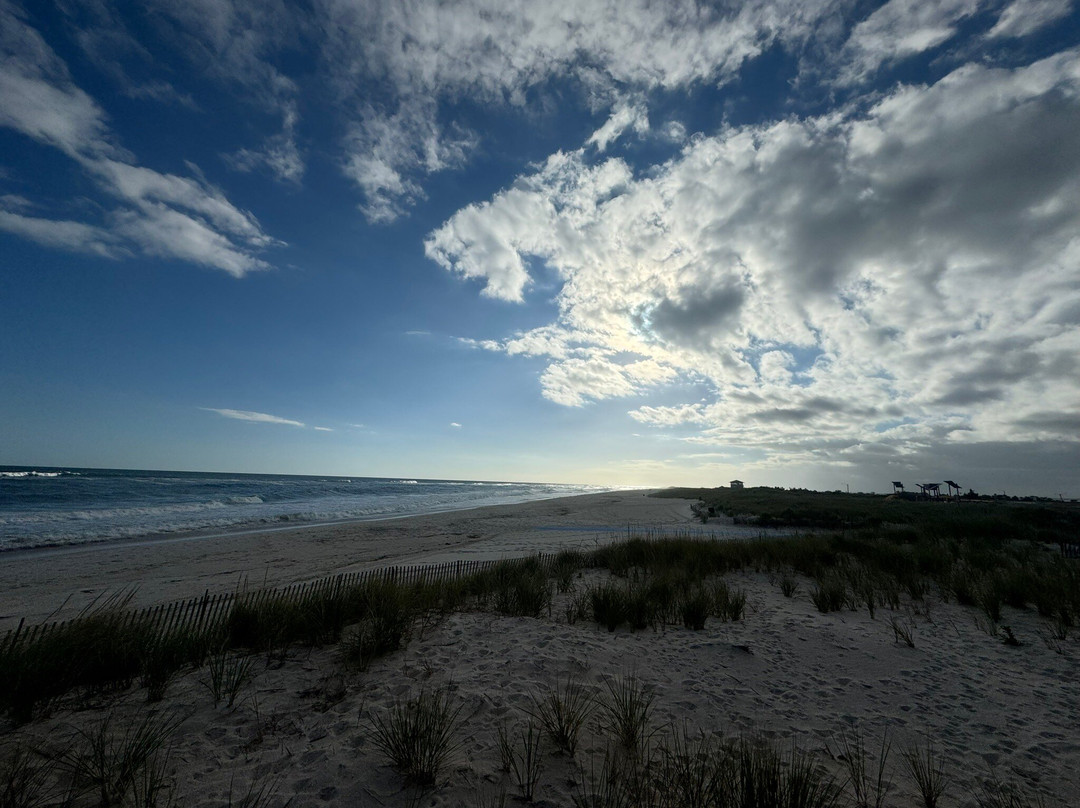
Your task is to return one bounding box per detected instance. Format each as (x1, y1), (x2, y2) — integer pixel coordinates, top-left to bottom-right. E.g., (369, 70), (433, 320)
(2, 492), (1077, 807)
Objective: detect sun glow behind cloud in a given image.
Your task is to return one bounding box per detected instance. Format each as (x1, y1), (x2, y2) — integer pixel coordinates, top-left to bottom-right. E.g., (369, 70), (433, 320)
(428, 49), (1080, 477)
(1, 0), (1078, 492)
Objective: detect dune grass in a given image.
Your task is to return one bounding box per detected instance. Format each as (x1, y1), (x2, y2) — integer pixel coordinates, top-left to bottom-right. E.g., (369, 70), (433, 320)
(4, 504), (1079, 724)
(574, 728), (844, 808)
(0, 488), (1076, 805)
(365, 685), (464, 787)
(528, 674), (595, 758)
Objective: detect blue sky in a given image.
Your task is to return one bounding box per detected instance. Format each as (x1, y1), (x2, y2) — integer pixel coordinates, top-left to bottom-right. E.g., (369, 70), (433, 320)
(2, 0), (1079, 495)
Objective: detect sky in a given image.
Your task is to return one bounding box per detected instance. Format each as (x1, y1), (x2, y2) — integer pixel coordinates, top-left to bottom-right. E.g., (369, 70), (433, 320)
(1, 0), (1079, 495)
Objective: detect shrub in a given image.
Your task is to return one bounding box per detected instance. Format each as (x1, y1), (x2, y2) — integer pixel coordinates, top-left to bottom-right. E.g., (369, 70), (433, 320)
(528, 675), (595, 757)
(888, 616), (916, 648)
(55, 709), (184, 808)
(713, 581), (747, 621)
(976, 577), (1005, 624)
(902, 738), (948, 808)
(0, 744), (57, 808)
(554, 550), (585, 593)
(203, 646), (255, 708)
(366, 686), (464, 786)
(680, 590), (710, 630)
(490, 561), (553, 618)
(624, 582), (657, 631)
(657, 727), (730, 808)
(504, 720), (545, 801)
(590, 584), (628, 632)
(811, 576), (847, 614)
(597, 674), (656, 757)
(779, 574), (799, 598)
(831, 727), (891, 808)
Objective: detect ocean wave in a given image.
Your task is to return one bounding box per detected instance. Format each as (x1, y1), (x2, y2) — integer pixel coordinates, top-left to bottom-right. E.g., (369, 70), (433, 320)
(0, 470), (63, 478)
(0, 472), (614, 552)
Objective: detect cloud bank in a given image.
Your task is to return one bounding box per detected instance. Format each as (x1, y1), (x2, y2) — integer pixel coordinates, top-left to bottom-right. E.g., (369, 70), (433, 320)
(427, 49), (1080, 478)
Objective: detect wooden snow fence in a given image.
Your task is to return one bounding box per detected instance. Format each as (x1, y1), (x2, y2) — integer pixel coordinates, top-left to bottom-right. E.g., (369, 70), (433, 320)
(0, 554), (558, 655)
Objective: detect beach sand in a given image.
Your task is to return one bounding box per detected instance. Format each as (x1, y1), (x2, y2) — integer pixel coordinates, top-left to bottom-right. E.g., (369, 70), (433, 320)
(2, 491), (1078, 806)
(0, 490), (693, 628)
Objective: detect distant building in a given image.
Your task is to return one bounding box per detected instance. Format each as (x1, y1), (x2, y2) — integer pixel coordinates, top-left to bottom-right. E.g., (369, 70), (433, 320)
(730, 479), (744, 489)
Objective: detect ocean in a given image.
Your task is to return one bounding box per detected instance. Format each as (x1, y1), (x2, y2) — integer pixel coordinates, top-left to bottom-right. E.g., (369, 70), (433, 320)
(0, 467), (608, 552)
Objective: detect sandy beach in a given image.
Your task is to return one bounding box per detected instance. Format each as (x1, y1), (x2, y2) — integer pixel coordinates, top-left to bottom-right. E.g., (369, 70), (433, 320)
(0, 490), (714, 629)
(2, 491), (1078, 807)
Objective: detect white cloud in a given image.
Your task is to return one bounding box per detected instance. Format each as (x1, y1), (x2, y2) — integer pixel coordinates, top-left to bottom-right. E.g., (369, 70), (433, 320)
(430, 50), (1080, 466)
(449, 422), (462, 428)
(313, 426), (334, 432)
(111, 204), (270, 277)
(202, 408), (306, 426)
(988, 0), (1073, 38)
(587, 101), (650, 152)
(0, 208), (120, 257)
(342, 98), (477, 223)
(0, 2), (279, 274)
(224, 105), (304, 184)
(458, 337), (503, 352)
(319, 0), (844, 220)
(0, 1), (117, 159)
(93, 160), (273, 245)
(837, 0), (980, 85)
(424, 180), (558, 301)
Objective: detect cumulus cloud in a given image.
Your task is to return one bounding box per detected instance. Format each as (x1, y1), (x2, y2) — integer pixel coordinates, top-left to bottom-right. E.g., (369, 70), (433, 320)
(317, 0), (844, 220)
(428, 50), (1080, 471)
(0, 1), (278, 274)
(51, 1), (1055, 226)
(201, 408), (306, 426)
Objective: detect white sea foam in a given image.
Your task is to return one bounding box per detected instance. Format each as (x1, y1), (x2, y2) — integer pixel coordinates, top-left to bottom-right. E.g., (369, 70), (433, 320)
(0, 470), (610, 552)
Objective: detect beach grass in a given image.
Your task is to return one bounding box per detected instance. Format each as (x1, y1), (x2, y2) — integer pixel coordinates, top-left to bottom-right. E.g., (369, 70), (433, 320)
(902, 736), (949, 808)
(365, 685), (464, 787)
(4, 513), (1079, 723)
(1, 488), (1077, 804)
(528, 674), (595, 758)
(503, 719), (545, 801)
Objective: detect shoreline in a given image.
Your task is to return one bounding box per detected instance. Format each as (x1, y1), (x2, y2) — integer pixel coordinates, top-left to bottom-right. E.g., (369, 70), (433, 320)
(3, 489), (1077, 806)
(0, 489), (710, 629)
(0, 488), (641, 561)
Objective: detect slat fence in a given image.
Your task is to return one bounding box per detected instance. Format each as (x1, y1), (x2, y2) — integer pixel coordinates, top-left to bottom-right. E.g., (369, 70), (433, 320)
(0, 554), (557, 654)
